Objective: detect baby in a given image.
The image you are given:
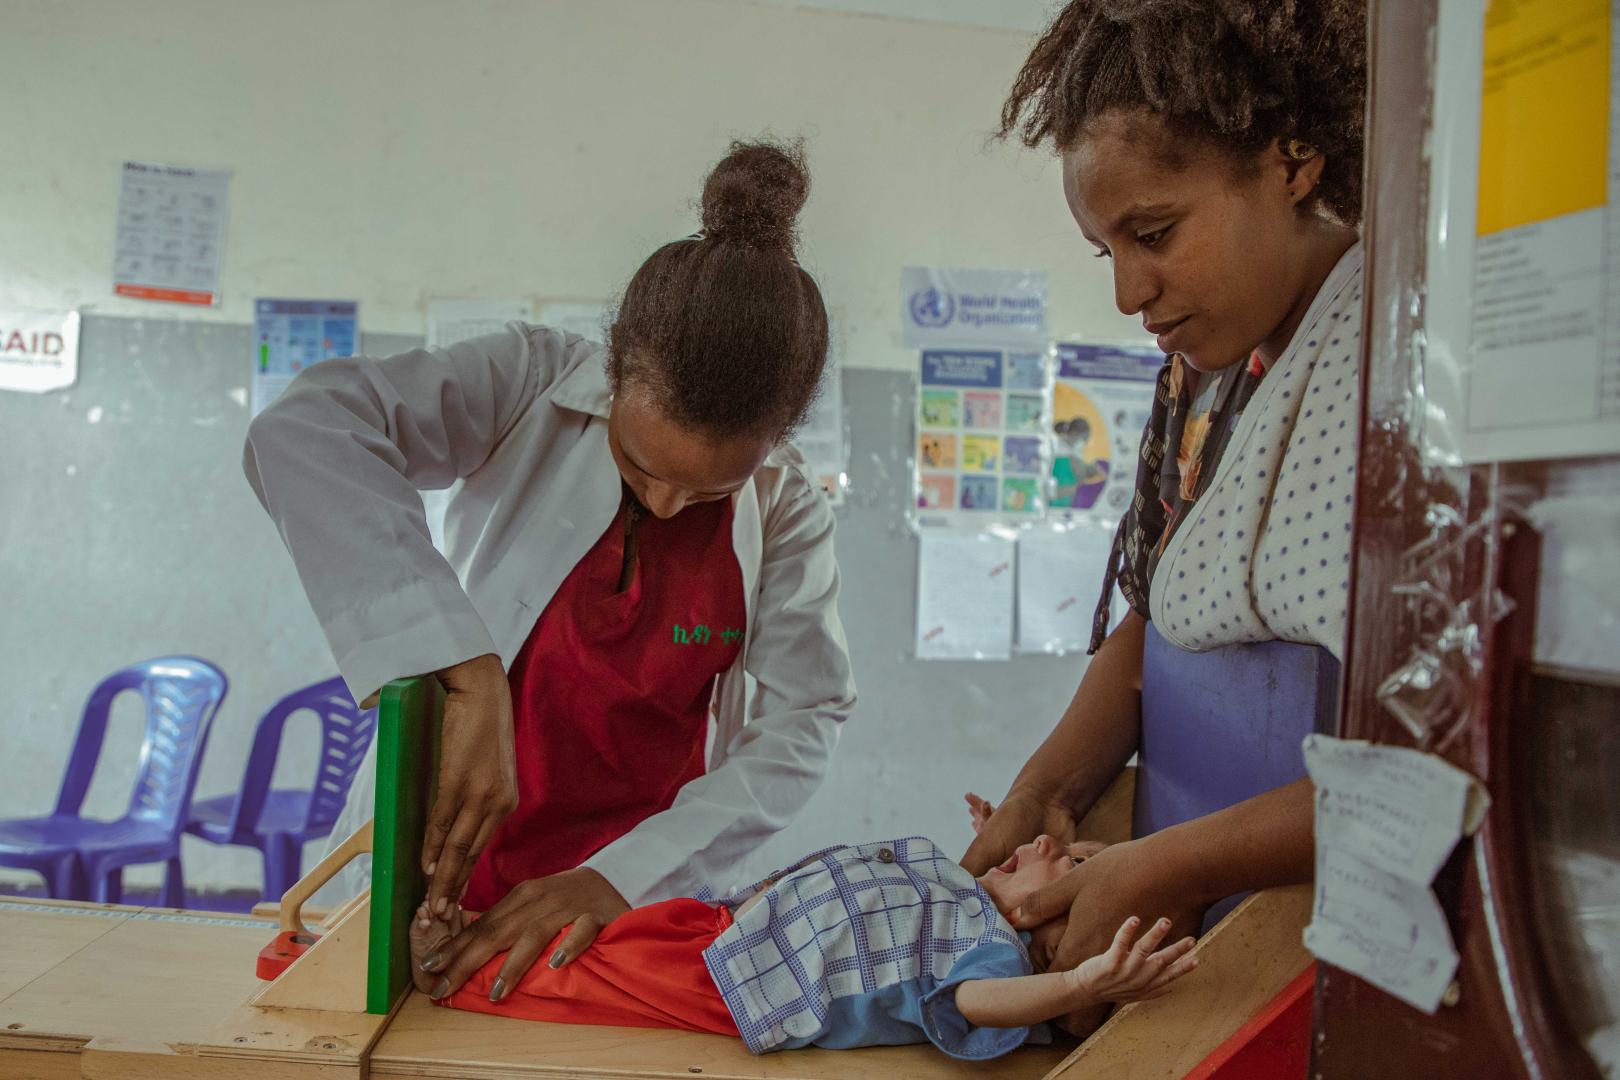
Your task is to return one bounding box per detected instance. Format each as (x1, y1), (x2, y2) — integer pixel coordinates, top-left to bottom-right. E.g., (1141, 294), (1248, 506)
(410, 834), (1196, 1061)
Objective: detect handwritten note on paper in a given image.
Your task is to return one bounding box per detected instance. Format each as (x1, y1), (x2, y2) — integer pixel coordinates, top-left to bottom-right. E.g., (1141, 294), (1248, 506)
(915, 532), (1015, 660)
(1302, 735), (1491, 1014)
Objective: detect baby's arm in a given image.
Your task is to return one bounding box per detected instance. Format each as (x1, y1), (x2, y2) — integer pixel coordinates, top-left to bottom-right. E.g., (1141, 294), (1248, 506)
(955, 916), (1196, 1028)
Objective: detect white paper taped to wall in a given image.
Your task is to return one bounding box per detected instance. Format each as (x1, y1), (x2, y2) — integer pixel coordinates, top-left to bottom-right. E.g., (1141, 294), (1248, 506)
(427, 299), (534, 349)
(1302, 734), (1490, 1014)
(1015, 524), (1116, 654)
(915, 532), (1015, 660)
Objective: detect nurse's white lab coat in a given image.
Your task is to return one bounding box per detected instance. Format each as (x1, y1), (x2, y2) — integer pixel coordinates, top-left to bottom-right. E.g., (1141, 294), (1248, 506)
(243, 323), (856, 906)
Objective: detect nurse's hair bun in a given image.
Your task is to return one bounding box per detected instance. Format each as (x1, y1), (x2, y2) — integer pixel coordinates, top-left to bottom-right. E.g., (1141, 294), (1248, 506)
(699, 139), (809, 252)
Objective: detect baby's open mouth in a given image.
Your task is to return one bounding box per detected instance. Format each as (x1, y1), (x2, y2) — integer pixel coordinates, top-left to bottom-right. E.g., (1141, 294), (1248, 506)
(994, 852), (1020, 875)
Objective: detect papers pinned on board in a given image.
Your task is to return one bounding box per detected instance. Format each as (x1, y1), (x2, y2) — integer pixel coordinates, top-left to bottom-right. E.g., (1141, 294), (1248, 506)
(1302, 734), (1490, 1014)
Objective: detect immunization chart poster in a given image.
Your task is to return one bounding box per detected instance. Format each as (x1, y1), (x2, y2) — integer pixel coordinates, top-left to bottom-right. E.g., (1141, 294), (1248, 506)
(250, 299), (359, 418)
(113, 162), (229, 306)
(1048, 342), (1161, 525)
(914, 347), (1050, 528)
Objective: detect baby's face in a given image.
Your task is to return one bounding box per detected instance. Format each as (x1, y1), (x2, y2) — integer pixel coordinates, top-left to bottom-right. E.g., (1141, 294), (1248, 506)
(976, 834), (1105, 915)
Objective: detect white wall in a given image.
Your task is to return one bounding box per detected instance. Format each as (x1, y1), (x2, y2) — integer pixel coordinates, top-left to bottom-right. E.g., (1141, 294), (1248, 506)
(1, 0), (1144, 895)
(5, 0), (1142, 372)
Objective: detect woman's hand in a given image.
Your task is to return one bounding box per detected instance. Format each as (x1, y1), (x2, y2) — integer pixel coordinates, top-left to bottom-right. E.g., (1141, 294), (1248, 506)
(1062, 915), (1198, 1006)
(418, 867), (630, 1002)
(961, 788), (1077, 876)
(421, 653), (520, 919)
(1013, 839), (1203, 1009)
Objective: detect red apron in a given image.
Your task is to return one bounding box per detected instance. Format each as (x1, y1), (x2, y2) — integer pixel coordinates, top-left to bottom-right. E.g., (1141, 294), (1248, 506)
(462, 493), (746, 912)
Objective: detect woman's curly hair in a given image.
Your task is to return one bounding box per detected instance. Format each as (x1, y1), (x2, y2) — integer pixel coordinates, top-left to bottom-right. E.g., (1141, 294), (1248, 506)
(998, 0), (1367, 224)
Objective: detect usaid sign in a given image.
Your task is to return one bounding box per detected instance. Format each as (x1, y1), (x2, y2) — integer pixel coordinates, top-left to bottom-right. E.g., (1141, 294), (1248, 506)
(0, 308), (80, 393)
(902, 266), (1047, 348)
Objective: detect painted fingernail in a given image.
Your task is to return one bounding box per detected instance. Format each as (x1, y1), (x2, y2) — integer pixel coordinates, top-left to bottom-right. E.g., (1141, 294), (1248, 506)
(425, 861), (437, 876)
(430, 977), (449, 999)
(548, 950), (566, 969)
(419, 952), (441, 972)
(490, 976), (507, 1002)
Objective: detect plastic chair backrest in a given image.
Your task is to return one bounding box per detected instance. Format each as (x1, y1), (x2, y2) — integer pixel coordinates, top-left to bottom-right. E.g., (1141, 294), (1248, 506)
(1135, 624), (1340, 928)
(304, 680), (375, 835)
(53, 657), (229, 831)
(226, 677), (374, 839)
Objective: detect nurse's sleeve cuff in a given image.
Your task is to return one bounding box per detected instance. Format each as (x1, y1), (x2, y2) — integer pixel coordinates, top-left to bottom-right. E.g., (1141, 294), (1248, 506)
(918, 943), (1033, 1061)
(329, 579), (499, 705)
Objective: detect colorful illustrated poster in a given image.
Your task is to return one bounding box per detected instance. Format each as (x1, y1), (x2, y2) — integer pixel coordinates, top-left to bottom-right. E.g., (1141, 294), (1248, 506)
(915, 347), (1049, 528)
(251, 299), (359, 418)
(1049, 343), (1161, 525)
(113, 161), (229, 306)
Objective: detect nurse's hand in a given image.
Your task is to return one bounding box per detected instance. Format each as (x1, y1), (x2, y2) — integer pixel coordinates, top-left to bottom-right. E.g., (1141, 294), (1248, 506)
(422, 653), (520, 919)
(420, 867), (631, 1002)
(960, 788), (1077, 876)
(1011, 839), (1202, 1033)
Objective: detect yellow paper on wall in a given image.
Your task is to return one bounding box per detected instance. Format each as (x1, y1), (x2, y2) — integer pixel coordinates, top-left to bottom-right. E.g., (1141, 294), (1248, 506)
(1477, 0), (1610, 236)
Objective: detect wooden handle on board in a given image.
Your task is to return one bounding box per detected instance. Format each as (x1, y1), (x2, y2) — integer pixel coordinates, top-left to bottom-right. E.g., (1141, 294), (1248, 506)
(278, 818), (374, 934)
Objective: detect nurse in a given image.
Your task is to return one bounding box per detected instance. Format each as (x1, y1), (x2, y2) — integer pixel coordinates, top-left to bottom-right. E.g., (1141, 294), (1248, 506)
(245, 140), (855, 999)
(963, 0), (1367, 995)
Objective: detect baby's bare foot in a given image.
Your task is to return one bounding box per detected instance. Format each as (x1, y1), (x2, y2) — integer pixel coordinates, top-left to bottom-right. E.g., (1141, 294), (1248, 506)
(410, 902), (460, 994)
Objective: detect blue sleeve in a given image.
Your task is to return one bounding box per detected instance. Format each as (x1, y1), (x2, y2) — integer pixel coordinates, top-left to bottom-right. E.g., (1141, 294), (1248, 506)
(917, 943), (1034, 1061)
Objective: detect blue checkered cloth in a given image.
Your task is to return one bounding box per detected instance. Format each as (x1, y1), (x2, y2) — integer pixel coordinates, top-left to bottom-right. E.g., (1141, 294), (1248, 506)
(701, 836), (1040, 1060)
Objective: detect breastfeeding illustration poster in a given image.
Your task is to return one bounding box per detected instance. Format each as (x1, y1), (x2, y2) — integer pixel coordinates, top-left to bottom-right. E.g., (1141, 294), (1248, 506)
(914, 347), (1050, 528)
(1048, 342), (1160, 525)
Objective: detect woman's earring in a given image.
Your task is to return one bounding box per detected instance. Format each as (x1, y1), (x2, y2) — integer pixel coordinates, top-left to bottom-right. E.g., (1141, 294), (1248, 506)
(1284, 138), (1318, 161)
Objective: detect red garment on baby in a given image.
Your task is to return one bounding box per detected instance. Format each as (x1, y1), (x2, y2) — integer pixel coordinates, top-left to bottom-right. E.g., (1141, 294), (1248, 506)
(462, 495), (745, 912)
(439, 898), (740, 1035)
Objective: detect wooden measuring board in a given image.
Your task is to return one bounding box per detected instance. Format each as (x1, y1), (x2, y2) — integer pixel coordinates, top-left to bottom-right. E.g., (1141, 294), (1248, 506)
(0, 897), (274, 1074)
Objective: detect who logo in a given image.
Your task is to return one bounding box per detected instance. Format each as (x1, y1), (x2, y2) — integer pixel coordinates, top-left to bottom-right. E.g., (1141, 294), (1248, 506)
(908, 286), (955, 329)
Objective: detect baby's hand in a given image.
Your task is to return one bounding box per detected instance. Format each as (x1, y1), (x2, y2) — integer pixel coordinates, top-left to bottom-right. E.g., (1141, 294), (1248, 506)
(963, 792), (995, 835)
(1062, 916), (1198, 1005)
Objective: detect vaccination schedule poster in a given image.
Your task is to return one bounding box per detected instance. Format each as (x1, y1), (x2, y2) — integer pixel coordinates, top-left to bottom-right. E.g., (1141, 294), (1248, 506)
(914, 347), (1050, 529)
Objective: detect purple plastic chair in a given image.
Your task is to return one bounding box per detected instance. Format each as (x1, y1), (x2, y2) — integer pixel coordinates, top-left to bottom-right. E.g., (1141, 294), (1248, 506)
(0, 656), (228, 906)
(184, 677), (375, 902)
(1136, 622), (1341, 931)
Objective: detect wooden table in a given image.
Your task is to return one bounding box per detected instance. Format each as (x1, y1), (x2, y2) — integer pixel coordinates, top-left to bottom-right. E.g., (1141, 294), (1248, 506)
(0, 769), (1311, 1080)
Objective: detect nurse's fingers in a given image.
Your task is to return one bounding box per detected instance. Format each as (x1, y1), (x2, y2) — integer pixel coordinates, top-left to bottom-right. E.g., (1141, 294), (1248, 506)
(426, 914), (505, 1000)
(547, 915), (605, 970)
(487, 931), (550, 1004)
(423, 793), (481, 918)
(1009, 870), (1084, 930)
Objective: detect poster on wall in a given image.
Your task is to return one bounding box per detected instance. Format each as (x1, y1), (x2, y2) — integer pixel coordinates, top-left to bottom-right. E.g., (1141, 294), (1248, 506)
(113, 161), (229, 306)
(250, 299), (359, 418)
(0, 308), (79, 394)
(1048, 342), (1160, 525)
(914, 347), (1051, 528)
(791, 358), (849, 505)
(901, 266), (1047, 349)
(1421, 0), (1620, 463)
